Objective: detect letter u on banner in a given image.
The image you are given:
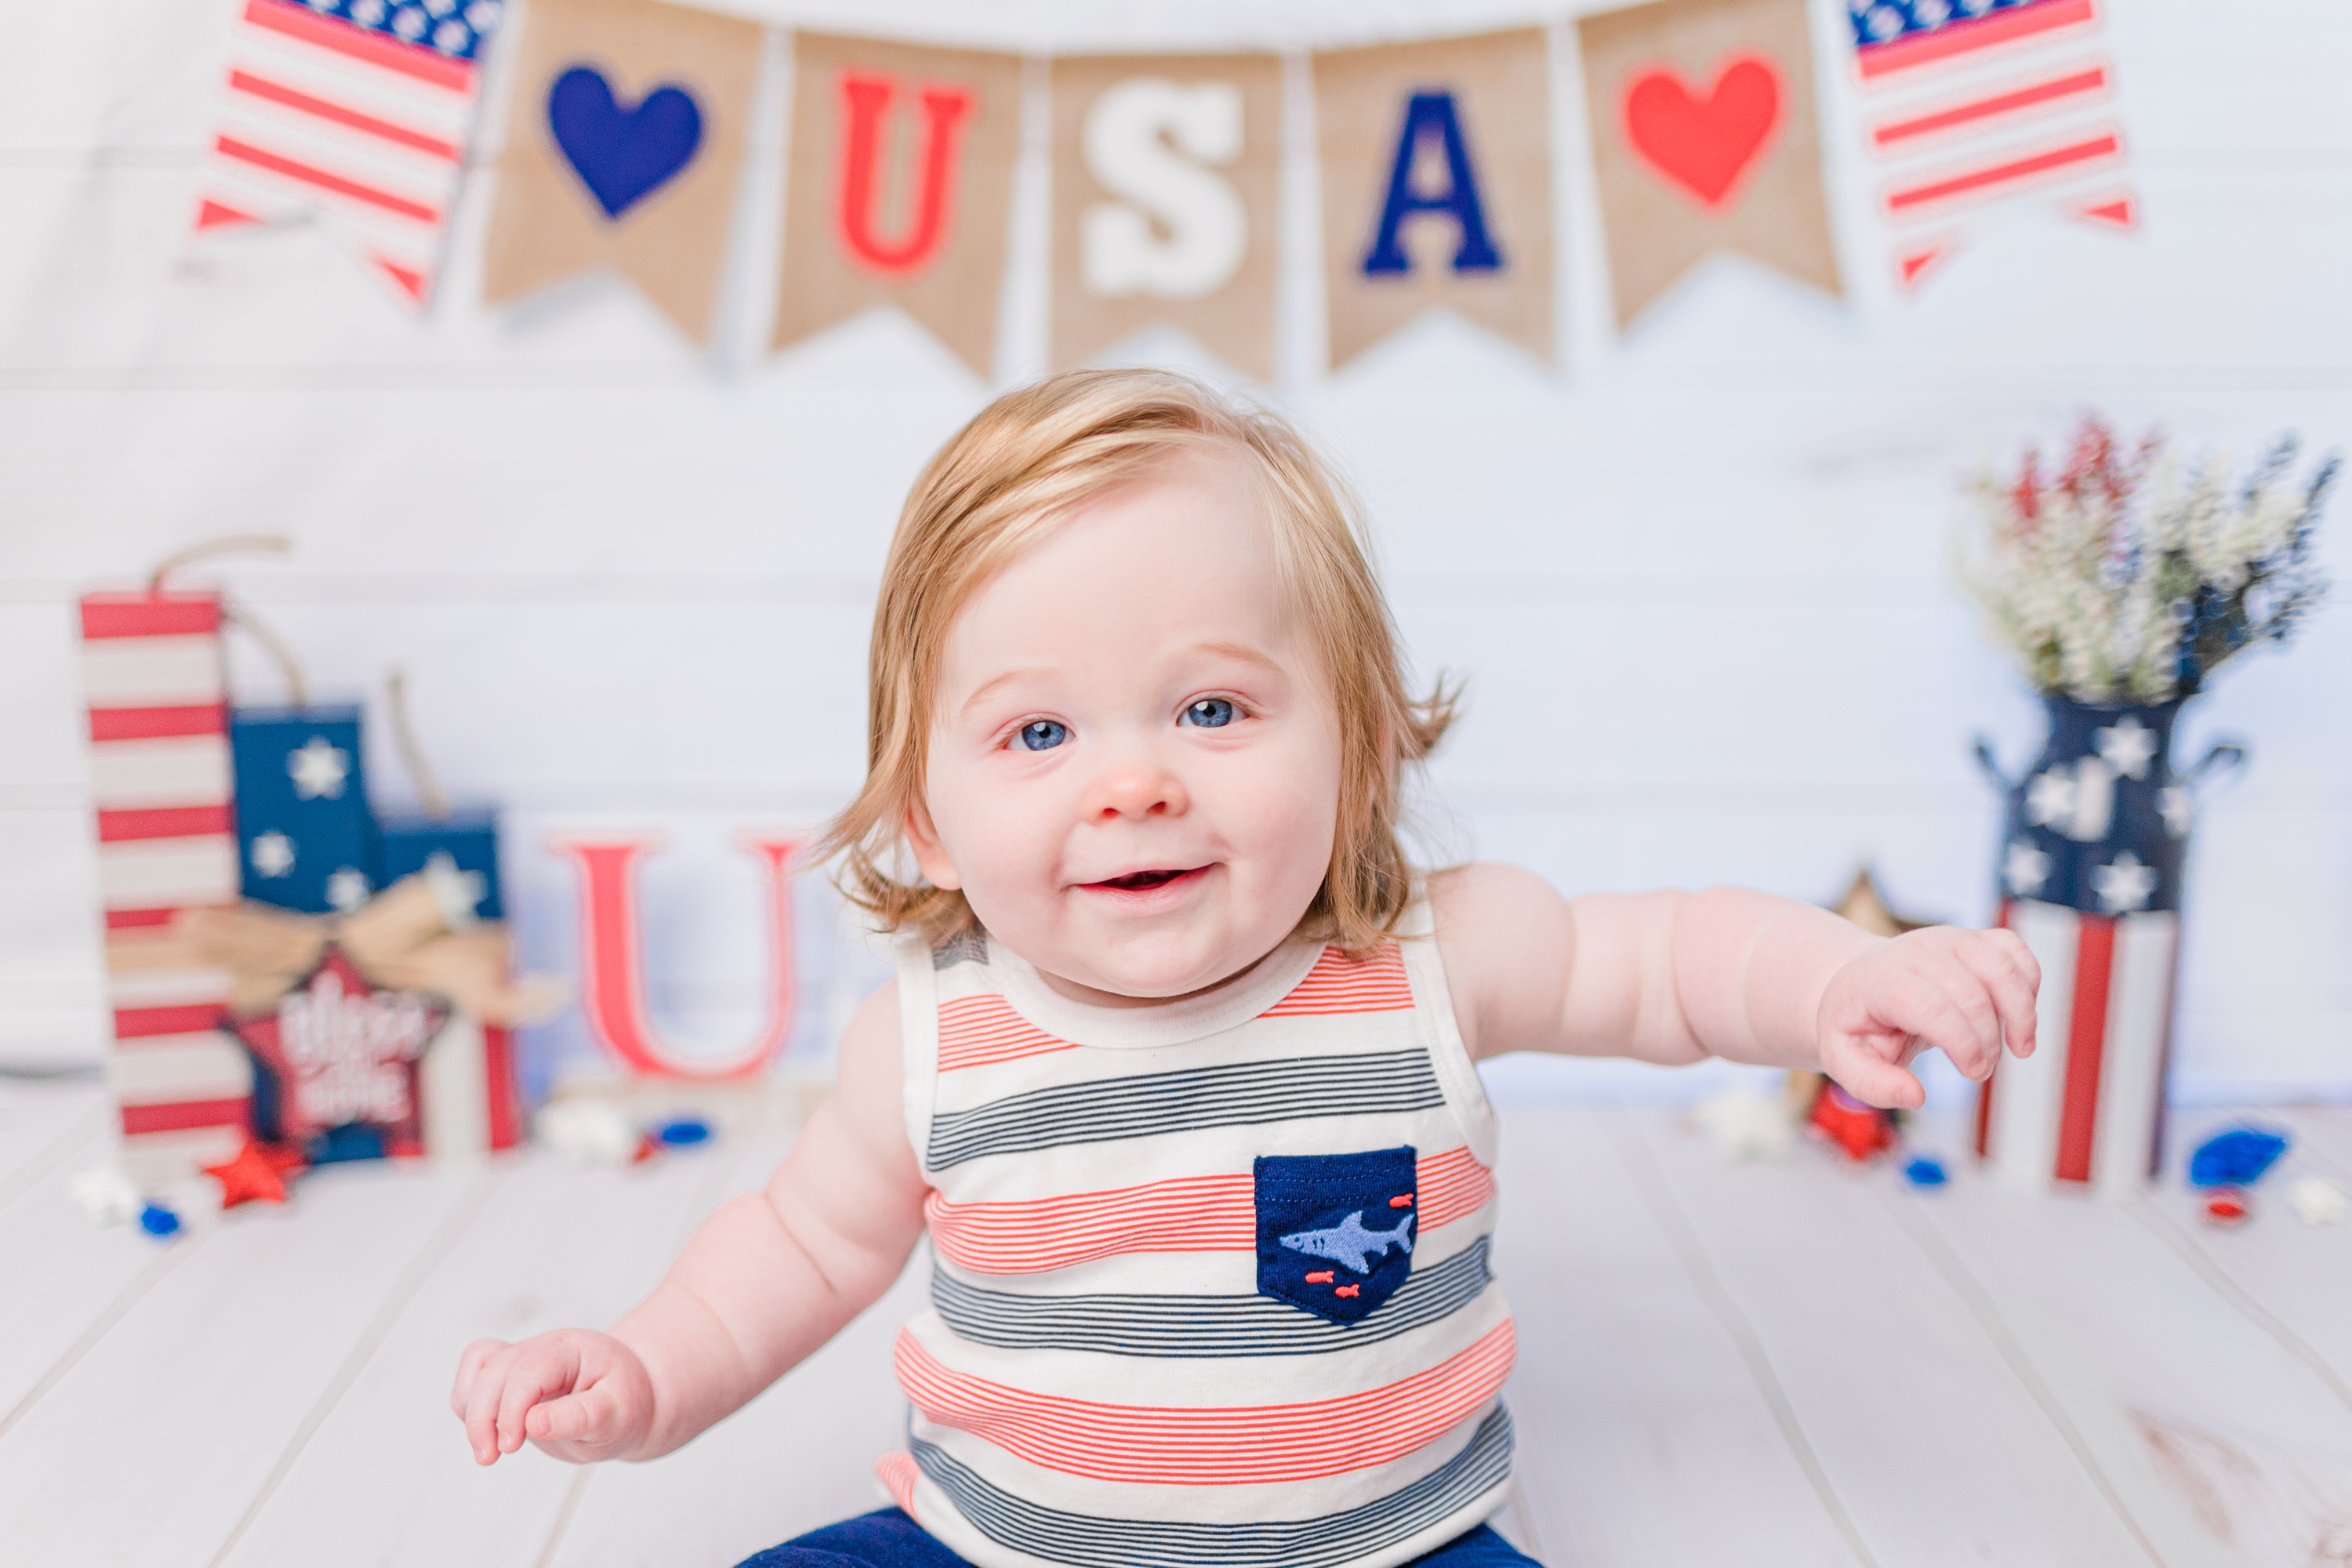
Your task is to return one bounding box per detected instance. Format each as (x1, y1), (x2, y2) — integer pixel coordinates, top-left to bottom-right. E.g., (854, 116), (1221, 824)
(1312, 30), (1554, 371)
(774, 34), (1022, 379)
(552, 834), (799, 1080)
(1047, 53), (1282, 379)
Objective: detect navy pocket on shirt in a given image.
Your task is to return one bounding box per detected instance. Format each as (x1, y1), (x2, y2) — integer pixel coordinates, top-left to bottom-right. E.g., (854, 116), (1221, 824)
(1254, 1146), (1417, 1325)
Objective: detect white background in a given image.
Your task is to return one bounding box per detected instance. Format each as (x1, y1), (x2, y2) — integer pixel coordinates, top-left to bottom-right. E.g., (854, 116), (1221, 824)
(2, 0), (2346, 1105)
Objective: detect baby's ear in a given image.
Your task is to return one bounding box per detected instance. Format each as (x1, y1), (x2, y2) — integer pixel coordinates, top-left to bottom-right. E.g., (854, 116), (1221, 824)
(902, 800), (963, 891)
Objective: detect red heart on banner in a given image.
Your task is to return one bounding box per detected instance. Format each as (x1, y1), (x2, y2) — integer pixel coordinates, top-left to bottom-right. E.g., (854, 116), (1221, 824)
(1622, 55), (1782, 210)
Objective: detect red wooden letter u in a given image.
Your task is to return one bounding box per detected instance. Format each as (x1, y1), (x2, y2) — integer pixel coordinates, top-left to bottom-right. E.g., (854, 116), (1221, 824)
(835, 71), (974, 275)
(553, 834), (799, 1080)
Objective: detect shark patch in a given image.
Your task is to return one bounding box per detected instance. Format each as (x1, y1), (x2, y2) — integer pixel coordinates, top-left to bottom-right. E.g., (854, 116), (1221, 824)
(1254, 1146), (1417, 1325)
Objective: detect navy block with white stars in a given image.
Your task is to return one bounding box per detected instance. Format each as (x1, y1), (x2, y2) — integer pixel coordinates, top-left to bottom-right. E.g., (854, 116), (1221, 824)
(299, 0), (503, 62)
(230, 706), (379, 915)
(1994, 697), (2189, 916)
(1849, 0), (2043, 49)
(379, 808), (503, 922)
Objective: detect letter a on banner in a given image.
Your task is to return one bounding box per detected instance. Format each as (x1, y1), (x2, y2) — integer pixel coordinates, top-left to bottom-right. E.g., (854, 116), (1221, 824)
(1313, 31), (1553, 371)
(1047, 54), (1282, 379)
(481, 0), (763, 345)
(1578, 0), (1842, 329)
(552, 835), (800, 1080)
(773, 34), (1022, 379)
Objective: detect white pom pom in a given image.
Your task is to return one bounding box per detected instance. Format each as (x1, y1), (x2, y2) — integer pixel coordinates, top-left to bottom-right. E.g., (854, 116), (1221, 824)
(2286, 1175), (2347, 1228)
(535, 1098), (640, 1166)
(67, 1163), (143, 1226)
(1690, 1087), (1796, 1162)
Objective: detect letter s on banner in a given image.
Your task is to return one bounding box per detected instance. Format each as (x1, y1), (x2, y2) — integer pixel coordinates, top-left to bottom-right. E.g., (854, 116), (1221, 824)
(1080, 78), (1247, 299)
(552, 834), (799, 1080)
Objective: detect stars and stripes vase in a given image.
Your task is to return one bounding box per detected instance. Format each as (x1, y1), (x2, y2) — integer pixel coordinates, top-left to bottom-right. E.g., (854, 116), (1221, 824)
(1973, 693), (2239, 1196)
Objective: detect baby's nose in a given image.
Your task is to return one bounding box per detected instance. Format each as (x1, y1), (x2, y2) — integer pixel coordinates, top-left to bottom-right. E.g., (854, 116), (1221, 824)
(1090, 756), (1189, 819)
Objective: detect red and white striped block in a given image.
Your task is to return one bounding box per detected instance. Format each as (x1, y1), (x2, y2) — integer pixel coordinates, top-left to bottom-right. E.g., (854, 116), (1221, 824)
(1975, 896), (2179, 1196)
(80, 592), (253, 1188)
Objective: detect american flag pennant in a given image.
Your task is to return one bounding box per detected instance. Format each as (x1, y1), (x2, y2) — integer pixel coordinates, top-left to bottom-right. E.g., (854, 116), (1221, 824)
(192, 0), (504, 305)
(1848, 0), (2136, 289)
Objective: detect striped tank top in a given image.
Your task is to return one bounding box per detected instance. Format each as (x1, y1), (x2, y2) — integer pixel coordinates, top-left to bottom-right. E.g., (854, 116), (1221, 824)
(877, 900), (1515, 1568)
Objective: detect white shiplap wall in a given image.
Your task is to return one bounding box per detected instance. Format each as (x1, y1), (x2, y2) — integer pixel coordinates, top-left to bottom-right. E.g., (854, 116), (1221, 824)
(2, 0), (2346, 1104)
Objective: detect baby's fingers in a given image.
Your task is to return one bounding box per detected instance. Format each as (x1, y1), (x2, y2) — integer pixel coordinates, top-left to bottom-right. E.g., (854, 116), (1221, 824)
(495, 1346), (581, 1457)
(527, 1384), (621, 1450)
(451, 1337), (507, 1419)
(1958, 931), (2041, 1062)
(1824, 1033), (1926, 1110)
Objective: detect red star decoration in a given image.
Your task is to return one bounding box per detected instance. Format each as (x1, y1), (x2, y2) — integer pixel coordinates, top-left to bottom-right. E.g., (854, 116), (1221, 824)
(203, 1139), (306, 1207)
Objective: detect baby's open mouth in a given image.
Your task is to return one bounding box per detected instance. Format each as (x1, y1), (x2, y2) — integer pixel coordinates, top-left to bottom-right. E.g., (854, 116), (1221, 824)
(1088, 866), (1204, 892)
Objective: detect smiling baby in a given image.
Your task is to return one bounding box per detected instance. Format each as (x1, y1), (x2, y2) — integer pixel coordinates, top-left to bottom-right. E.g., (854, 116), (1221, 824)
(451, 368), (2039, 1568)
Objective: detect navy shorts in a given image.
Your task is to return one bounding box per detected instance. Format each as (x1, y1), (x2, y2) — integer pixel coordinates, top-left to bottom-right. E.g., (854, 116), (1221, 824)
(735, 1508), (1541, 1568)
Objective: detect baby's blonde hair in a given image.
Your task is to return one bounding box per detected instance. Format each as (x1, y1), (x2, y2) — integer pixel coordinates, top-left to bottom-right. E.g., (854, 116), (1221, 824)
(817, 368), (1455, 952)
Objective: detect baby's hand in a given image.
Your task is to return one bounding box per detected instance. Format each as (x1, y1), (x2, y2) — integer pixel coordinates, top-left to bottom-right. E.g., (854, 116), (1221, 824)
(1815, 926), (2040, 1110)
(451, 1329), (655, 1465)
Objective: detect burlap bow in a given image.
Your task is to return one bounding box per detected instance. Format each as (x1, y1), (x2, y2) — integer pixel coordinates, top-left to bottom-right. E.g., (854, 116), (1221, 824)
(178, 862), (566, 1026)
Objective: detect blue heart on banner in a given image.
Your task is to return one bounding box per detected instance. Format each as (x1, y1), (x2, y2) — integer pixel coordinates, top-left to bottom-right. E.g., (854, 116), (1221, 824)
(546, 65), (703, 220)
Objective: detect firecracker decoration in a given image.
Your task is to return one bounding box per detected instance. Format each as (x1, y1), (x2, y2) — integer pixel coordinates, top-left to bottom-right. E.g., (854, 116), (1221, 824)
(79, 587), (251, 1186)
(77, 556), (553, 1191)
(1958, 422), (2335, 1197)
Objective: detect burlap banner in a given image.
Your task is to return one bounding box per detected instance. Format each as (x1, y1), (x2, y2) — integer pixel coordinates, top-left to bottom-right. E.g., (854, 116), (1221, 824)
(1578, 0), (1840, 328)
(1047, 54), (1283, 379)
(482, 0), (762, 343)
(773, 34), (1022, 379)
(1313, 31), (1554, 372)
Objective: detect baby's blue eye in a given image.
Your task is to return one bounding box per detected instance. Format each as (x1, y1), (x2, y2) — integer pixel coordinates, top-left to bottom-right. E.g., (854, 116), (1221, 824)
(1182, 698), (1236, 729)
(1017, 720), (1069, 751)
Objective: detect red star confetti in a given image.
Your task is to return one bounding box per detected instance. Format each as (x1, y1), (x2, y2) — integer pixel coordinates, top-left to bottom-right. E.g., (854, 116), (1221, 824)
(2201, 1186), (2249, 1228)
(203, 1139), (300, 1208)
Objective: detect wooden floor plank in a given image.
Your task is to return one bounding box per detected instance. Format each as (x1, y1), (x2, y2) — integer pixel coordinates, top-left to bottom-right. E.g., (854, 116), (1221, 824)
(1628, 1108), (2177, 1568)
(2133, 1109), (2352, 1413)
(0, 1078), (107, 1214)
(0, 1126), (197, 1435)
(1905, 1120), (2352, 1568)
(213, 1142), (753, 1568)
(540, 1147), (927, 1568)
(1494, 1106), (1864, 1568)
(0, 1157), (485, 1568)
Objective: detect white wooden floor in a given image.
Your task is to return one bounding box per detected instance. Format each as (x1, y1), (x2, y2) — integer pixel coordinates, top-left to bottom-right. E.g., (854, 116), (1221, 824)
(5, 1080), (2351, 1568)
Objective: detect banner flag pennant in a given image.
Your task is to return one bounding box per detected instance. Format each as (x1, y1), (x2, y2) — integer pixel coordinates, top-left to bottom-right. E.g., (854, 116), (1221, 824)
(191, 0), (504, 307)
(1048, 54), (1283, 380)
(481, 0), (760, 344)
(1313, 31), (1554, 372)
(772, 34), (1022, 379)
(1579, 0), (1841, 330)
(1849, 0), (2136, 287)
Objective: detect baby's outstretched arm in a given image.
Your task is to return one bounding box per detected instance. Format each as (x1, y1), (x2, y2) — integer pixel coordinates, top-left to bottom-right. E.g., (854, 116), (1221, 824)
(1431, 864), (2039, 1109)
(450, 983), (926, 1465)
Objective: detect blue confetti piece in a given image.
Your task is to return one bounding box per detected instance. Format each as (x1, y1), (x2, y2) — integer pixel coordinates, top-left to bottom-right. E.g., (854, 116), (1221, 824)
(1903, 1155), (1948, 1188)
(2190, 1127), (2288, 1189)
(654, 1116), (712, 1148)
(139, 1202), (182, 1238)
